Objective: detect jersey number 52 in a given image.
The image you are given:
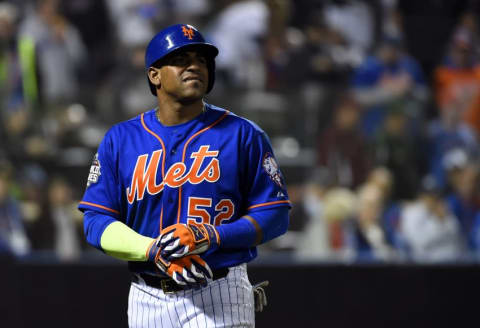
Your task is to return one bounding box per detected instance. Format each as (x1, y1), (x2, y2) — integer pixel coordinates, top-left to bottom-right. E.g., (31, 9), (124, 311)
(187, 197), (234, 226)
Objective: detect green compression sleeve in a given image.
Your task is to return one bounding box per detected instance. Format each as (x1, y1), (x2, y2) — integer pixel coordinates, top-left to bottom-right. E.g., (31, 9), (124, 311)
(100, 221), (155, 261)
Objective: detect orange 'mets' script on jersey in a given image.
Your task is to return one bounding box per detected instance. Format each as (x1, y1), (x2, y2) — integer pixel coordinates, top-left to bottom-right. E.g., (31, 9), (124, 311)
(126, 145), (220, 204)
(182, 25), (195, 40)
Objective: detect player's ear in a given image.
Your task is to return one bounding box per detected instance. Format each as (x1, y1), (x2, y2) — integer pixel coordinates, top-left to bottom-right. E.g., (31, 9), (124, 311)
(148, 67), (161, 89)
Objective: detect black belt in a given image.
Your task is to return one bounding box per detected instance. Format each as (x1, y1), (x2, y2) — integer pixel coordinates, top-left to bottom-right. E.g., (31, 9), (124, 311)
(132, 267), (229, 293)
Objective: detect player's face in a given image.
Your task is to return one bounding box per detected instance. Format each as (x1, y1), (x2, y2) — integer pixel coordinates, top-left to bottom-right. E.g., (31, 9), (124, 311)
(156, 50), (209, 102)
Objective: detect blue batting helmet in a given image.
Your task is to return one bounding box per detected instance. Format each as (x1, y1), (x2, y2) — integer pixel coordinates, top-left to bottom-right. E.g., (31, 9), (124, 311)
(145, 24), (219, 95)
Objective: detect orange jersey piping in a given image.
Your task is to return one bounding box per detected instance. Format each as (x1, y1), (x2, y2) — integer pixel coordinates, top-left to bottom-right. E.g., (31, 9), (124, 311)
(79, 201), (120, 215)
(141, 113), (166, 178)
(247, 200), (291, 210)
(141, 112), (166, 232)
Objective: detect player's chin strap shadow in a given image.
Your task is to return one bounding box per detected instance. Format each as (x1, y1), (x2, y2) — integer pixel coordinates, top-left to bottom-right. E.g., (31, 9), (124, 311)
(253, 280), (269, 312)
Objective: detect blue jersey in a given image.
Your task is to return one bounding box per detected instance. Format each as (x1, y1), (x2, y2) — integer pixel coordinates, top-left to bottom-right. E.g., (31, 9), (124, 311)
(78, 103), (290, 271)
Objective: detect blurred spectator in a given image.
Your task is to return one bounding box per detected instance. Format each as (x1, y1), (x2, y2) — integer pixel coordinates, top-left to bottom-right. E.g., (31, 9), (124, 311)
(104, 0), (157, 48)
(17, 163), (59, 255)
(322, 187), (357, 258)
(380, 0), (403, 42)
(426, 98), (479, 190)
(20, 167), (84, 260)
(207, 0), (269, 89)
(371, 101), (425, 200)
(297, 185), (357, 260)
(0, 2), (38, 110)
(96, 43), (154, 122)
(0, 2), (45, 164)
(0, 163), (31, 257)
(443, 149), (480, 250)
(348, 168), (398, 261)
(450, 11), (480, 64)
(296, 182), (328, 258)
(285, 9), (356, 88)
(47, 177), (82, 261)
(167, 0), (211, 27)
(470, 211), (480, 253)
(434, 27), (480, 137)
(323, 0), (374, 65)
(61, 0), (113, 101)
(316, 95), (371, 189)
(260, 0), (292, 91)
(399, 175), (464, 262)
(367, 166), (404, 249)
(19, 0), (87, 106)
(352, 36), (428, 137)
(282, 8), (358, 142)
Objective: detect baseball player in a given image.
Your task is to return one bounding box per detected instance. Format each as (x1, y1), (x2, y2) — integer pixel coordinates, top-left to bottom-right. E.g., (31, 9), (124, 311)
(78, 23), (290, 328)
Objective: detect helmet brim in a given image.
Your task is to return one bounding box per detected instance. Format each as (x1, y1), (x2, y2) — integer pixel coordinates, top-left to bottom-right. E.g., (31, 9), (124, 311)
(146, 42), (218, 69)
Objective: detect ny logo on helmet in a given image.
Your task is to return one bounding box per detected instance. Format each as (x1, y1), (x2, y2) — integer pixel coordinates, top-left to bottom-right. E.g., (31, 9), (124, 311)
(182, 25), (195, 40)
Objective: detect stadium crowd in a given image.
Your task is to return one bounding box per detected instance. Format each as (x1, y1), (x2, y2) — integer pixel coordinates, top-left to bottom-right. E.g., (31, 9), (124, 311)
(1, 0), (480, 264)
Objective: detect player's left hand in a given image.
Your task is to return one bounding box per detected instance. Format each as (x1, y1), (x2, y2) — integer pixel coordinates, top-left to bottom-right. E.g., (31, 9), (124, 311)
(158, 223), (220, 260)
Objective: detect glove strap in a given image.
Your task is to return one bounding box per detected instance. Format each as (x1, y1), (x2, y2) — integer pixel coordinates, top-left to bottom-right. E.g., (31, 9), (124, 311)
(155, 256), (170, 272)
(201, 224), (220, 247)
(146, 239), (171, 273)
(189, 224), (209, 244)
(146, 239), (159, 261)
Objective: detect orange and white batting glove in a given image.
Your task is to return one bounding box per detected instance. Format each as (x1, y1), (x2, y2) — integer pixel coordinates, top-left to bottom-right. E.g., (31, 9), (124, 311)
(161, 255), (213, 287)
(147, 239), (213, 287)
(158, 223), (220, 261)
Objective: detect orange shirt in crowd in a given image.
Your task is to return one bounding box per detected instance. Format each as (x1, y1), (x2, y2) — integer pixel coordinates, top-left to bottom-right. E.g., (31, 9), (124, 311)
(434, 65), (480, 135)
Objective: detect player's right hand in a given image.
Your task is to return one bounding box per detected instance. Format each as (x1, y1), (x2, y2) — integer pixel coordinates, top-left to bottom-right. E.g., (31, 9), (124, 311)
(156, 254), (213, 287)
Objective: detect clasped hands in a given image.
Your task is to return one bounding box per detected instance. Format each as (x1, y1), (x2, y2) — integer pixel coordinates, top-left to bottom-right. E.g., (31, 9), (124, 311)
(148, 223), (220, 288)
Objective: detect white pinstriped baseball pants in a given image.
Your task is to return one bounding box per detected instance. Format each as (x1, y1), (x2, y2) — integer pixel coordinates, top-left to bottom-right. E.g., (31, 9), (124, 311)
(127, 264), (255, 328)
